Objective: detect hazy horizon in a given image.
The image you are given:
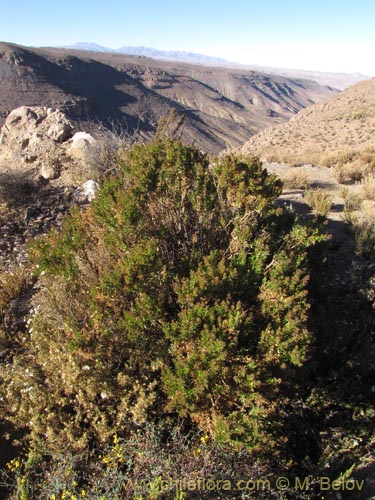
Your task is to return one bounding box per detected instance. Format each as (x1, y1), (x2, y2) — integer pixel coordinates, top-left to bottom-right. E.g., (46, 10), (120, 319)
(2, 0), (375, 76)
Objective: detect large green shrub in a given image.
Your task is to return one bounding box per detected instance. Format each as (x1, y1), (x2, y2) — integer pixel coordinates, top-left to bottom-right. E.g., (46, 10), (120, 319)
(0, 139), (324, 453)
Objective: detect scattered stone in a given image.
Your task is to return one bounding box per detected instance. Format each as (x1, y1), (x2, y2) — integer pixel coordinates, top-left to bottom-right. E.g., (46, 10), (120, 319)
(74, 180), (99, 203)
(39, 163), (60, 181)
(25, 154), (38, 163)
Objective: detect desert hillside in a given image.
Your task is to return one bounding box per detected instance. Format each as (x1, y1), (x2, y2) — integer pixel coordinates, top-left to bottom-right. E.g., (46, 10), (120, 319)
(242, 77), (375, 166)
(0, 42), (336, 153)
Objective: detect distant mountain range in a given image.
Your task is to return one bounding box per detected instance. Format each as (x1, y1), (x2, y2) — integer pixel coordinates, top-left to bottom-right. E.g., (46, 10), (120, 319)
(61, 43), (370, 90)
(62, 43), (232, 66)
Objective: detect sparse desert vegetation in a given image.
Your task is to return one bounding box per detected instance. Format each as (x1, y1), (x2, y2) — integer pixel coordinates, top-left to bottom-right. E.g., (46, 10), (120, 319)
(280, 168), (312, 189)
(242, 78), (375, 171)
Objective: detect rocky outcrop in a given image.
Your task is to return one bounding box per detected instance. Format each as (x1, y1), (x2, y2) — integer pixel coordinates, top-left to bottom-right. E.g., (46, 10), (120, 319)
(0, 106), (74, 181)
(0, 106), (99, 268)
(0, 106), (73, 145)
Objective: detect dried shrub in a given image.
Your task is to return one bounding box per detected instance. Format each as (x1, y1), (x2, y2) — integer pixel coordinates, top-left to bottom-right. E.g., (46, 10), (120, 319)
(1, 423), (279, 500)
(333, 161), (366, 184)
(321, 149), (357, 169)
(354, 218), (375, 258)
(344, 193), (362, 212)
(361, 174), (375, 200)
(305, 189), (333, 217)
(282, 169), (312, 190)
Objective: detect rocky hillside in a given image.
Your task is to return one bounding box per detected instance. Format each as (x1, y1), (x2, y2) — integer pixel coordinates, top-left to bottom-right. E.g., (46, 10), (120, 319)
(0, 42), (337, 153)
(241, 77), (375, 166)
(0, 106), (102, 268)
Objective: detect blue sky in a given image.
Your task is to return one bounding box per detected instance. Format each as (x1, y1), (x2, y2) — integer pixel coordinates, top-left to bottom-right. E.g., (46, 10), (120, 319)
(1, 0), (375, 75)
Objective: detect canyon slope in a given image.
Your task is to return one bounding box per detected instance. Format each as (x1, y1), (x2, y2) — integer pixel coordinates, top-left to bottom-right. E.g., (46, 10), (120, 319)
(242, 77), (375, 165)
(0, 42), (336, 153)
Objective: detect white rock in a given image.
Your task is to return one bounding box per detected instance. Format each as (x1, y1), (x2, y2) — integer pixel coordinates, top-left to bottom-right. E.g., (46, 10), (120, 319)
(68, 131), (96, 157)
(39, 164), (59, 180)
(74, 179), (99, 202)
(71, 131), (96, 147)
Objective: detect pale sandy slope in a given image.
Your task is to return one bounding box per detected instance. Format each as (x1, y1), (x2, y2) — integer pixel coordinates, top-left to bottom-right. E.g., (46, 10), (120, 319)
(242, 78), (375, 166)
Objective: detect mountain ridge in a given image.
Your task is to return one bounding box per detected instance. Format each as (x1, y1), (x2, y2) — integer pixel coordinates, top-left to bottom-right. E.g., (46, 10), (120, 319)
(0, 41), (337, 154)
(61, 42), (370, 90)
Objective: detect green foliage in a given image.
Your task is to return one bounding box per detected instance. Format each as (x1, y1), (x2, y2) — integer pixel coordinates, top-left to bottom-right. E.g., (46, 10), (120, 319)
(0, 139), (324, 454)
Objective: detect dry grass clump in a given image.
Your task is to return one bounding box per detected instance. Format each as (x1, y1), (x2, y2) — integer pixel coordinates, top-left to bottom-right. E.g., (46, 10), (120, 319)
(305, 188), (333, 217)
(344, 193), (363, 212)
(361, 174), (375, 200)
(342, 199), (375, 256)
(353, 217), (375, 258)
(357, 149), (375, 170)
(282, 169), (312, 189)
(0, 264), (33, 313)
(333, 161), (366, 184)
(321, 149), (358, 169)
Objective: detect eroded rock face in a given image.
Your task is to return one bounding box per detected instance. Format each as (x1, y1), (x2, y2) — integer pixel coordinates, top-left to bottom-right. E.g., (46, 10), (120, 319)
(0, 106), (74, 182)
(0, 106), (73, 146)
